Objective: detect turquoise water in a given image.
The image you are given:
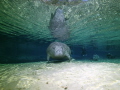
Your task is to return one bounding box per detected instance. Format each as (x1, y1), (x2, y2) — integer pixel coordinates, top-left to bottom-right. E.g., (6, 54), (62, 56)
(0, 0), (120, 90)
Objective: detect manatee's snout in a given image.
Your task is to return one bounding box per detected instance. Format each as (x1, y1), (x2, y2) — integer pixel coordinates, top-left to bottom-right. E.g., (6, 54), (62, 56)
(55, 46), (63, 56)
(54, 8), (64, 19)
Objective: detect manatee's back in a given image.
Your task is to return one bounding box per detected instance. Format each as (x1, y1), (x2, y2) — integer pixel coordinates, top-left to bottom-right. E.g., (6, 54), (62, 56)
(49, 8), (65, 30)
(49, 8), (70, 41)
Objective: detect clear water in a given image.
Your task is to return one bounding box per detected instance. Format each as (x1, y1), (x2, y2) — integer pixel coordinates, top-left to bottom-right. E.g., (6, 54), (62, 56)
(0, 0), (120, 90)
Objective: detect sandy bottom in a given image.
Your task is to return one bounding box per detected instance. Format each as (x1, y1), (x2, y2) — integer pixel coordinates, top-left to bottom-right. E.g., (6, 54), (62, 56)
(0, 59), (120, 90)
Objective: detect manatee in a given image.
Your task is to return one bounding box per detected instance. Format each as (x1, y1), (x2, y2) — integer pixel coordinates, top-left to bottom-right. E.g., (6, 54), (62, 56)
(46, 42), (71, 62)
(48, 8), (70, 41)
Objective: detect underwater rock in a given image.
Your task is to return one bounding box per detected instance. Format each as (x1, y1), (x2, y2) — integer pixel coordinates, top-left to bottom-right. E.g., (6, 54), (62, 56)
(92, 54), (99, 61)
(46, 42), (71, 62)
(48, 8), (70, 41)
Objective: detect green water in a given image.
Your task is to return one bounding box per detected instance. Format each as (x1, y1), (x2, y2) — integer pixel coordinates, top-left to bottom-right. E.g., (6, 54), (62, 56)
(0, 0), (120, 89)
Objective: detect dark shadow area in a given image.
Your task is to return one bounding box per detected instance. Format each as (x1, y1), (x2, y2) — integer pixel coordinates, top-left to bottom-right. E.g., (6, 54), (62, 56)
(47, 59), (70, 63)
(0, 34), (120, 64)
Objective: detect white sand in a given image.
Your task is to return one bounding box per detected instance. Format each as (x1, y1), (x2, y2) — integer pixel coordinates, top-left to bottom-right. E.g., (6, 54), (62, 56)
(0, 59), (120, 90)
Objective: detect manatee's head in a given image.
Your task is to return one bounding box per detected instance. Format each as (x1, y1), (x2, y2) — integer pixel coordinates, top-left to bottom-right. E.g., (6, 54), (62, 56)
(55, 8), (63, 14)
(54, 8), (65, 21)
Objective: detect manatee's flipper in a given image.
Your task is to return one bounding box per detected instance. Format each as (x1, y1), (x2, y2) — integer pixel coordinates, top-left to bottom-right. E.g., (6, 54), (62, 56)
(47, 54), (50, 62)
(50, 13), (54, 19)
(65, 17), (69, 21)
(48, 26), (50, 29)
(65, 53), (71, 62)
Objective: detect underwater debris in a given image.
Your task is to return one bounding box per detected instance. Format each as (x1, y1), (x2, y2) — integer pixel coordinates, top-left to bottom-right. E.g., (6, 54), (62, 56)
(107, 53), (115, 59)
(92, 54), (99, 61)
(81, 46), (87, 56)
